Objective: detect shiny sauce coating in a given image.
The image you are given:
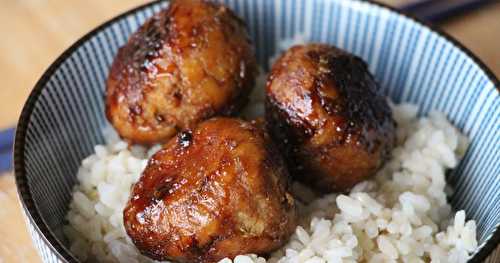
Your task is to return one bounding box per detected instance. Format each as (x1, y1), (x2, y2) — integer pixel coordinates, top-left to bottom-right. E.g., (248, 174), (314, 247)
(106, 0), (257, 145)
(266, 44), (396, 192)
(124, 118), (297, 262)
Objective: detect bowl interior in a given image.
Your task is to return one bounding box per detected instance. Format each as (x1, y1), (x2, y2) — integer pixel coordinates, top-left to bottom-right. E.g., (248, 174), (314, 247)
(15, 0), (499, 261)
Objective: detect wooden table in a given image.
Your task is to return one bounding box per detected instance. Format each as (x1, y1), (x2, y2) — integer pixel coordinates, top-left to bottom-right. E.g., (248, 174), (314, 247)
(0, 1), (498, 262)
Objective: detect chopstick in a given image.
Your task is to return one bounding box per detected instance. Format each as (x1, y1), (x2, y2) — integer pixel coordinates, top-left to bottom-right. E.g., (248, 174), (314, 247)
(400, 0), (492, 22)
(0, 151), (12, 173)
(0, 127), (15, 173)
(0, 127), (15, 151)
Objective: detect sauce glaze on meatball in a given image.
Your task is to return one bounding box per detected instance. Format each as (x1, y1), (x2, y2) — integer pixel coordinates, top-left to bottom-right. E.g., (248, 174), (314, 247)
(266, 44), (396, 192)
(124, 118), (297, 262)
(106, 0), (257, 144)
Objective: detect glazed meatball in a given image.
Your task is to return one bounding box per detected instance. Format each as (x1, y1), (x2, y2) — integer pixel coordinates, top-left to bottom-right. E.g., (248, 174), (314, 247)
(123, 118), (297, 262)
(265, 44), (396, 192)
(106, 0), (257, 144)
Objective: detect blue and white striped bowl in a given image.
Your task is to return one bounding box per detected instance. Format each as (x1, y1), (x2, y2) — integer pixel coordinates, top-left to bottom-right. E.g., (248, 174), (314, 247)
(14, 0), (499, 262)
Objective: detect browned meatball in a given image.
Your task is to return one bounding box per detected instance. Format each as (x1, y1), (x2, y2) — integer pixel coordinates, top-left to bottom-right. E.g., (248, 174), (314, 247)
(265, 44), (396, 192)
(106, 0), (257, 144)
(123, 118), (297, 262)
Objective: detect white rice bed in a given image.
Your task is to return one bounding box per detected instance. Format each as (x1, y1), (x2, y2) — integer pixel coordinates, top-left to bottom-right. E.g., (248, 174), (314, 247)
(64, 103), (478, 263)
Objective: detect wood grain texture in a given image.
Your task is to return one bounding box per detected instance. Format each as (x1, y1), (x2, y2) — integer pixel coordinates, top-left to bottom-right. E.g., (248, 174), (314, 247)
(0, 174), (40, 262)
(0, 0), (150, 130)
(0, 1), (498, 262)
(440, 2), (500, 79)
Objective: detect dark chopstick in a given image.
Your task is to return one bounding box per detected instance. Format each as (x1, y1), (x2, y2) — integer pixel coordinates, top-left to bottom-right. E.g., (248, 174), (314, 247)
(0, 151), (12, 173)
(400, 0), (492, 22)
(0, 127), (15, 152)
(0, 127), (15, 173)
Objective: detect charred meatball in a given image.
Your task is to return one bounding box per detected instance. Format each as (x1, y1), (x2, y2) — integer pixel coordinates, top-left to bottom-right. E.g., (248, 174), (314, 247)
(265, 44), (396, 192)
(124, 118), (297, 262)
(106, 0), (257, 144)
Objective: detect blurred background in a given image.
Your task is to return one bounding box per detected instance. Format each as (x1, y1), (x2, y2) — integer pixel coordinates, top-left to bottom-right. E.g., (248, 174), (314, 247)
(0, 0), (498, 262)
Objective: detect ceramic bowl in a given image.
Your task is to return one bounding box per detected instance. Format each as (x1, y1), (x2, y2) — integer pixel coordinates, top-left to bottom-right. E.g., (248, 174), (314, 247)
(14, 0), (499, 262)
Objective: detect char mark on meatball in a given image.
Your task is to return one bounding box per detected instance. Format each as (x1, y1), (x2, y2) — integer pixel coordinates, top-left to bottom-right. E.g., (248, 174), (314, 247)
(124, 118), (297, 263)
(106, 0), (257, 145)
(265, 44), (396, 192)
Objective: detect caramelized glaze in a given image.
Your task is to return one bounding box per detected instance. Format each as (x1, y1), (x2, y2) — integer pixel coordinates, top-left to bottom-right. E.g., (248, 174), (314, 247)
(106, 0), (257, 145)
(266, 44), (396, 192)
(124, 118), (297, 262)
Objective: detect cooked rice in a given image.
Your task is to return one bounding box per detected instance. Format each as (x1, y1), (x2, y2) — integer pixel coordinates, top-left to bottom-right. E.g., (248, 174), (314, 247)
(64, 32), (476, 263)
(64, 99), (477, 263)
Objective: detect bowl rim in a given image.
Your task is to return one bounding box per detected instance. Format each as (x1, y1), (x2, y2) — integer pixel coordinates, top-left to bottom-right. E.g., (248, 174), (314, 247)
(14, 0), (499, 262)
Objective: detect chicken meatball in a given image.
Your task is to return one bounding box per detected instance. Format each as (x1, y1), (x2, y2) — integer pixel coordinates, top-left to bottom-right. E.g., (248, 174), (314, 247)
(124, 118), (297, 262)
(106, 0), (257, 144)
(265, 44), (396, 192)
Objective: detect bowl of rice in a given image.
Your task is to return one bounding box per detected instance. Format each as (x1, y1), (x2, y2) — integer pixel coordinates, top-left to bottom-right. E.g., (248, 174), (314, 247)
(14, 0), (499, 262)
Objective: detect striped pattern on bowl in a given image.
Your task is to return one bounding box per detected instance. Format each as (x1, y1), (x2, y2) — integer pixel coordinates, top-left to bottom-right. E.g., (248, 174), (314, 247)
(14, 0), (499, 262)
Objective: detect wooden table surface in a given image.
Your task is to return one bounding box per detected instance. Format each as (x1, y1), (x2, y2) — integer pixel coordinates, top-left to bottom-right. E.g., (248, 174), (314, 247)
(0, 1), (498, 262)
